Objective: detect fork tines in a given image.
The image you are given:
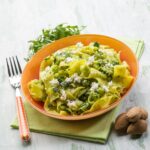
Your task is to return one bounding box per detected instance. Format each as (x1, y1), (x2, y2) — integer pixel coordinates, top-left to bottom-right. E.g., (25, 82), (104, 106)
(6, 56), (22, 77)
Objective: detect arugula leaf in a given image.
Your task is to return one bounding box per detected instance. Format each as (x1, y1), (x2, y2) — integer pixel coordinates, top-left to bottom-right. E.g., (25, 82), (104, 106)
(25, 24), (85, 61)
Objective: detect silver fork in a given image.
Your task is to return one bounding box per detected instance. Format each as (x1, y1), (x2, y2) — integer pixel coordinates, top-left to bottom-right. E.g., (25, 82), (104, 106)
(6, 56), (30, 142)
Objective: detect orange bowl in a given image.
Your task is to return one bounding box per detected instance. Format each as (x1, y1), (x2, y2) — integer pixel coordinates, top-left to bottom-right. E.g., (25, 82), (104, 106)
(21, 34), (138, 120)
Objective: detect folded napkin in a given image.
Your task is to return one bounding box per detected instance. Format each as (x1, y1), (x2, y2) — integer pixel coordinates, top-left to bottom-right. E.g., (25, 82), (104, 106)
(11, 39), (144, 144)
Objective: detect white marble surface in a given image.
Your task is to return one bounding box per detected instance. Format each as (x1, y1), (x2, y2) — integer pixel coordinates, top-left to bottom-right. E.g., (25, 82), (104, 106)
(0, 0), (150, 149)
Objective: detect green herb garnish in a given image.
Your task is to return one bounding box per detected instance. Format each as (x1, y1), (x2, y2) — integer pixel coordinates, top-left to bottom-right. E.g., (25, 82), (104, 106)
(25, 24), (85, 61)
(93, 42), (100, 48)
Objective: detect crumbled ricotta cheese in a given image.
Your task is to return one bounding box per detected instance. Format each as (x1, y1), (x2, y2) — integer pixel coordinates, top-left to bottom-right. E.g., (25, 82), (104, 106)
(55, 50), (63, 55)
(106, 63), (113, 67)
(40, 66), (51, 80)
(60, 90), (66, 100)
(99, 49), (114, 56)
(65, 77), (72, 83)
(49, 79), (59, 85)
(40, 71), (46, 79)
(90, 82), (99, 91)
(76, 42), (84, 48)
(67, 100), (77, 107)
(72, 73), (81, 83)
(108, 81), (113, 86)
(45, 66), (51, 71)
(74, 76), (81, 83)
(87, 56), (95, 65)
(65, 57), (73, 63)
(102, 85), (109, 92)
(106, 51), (114, 56)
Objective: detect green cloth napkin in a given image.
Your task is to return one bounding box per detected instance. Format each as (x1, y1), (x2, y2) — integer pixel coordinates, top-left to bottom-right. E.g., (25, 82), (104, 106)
(11, 39), (144, 144)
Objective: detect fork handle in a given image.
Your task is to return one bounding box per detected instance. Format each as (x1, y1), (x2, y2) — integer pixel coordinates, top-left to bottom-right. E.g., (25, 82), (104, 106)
(16, 88), (30, 142)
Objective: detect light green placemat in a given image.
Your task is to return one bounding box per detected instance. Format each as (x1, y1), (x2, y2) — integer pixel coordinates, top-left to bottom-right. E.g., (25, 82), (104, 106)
(11, 39), (144, 144)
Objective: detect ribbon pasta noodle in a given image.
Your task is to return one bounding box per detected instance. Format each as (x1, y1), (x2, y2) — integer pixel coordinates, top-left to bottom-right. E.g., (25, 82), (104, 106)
(28, 42), (133, 115)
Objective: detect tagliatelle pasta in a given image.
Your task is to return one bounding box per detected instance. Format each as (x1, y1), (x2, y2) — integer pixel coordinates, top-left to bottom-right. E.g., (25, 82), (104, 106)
(28, 42), (134, 115)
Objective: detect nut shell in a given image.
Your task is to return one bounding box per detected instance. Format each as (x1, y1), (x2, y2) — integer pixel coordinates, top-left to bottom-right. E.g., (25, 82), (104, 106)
(126, 107), (142, 122)
(127, 119), (147, 135)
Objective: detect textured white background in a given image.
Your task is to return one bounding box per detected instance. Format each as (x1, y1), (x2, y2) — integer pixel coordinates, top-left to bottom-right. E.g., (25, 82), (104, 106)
(0, 0), (150, 149)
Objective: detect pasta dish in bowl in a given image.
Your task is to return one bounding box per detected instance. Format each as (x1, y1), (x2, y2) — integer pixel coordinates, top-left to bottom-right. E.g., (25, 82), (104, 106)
(21, 34), (138, 120)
